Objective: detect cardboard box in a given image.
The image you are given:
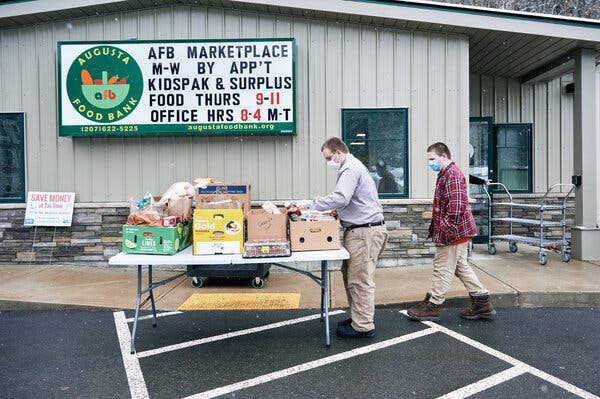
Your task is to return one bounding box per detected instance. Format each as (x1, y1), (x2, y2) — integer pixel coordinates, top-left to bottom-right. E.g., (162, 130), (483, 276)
(246, 208), (287, 240)
(194, 184), (251, 213)
(122, 220), (192, 255)
(289, 219), (341, 251)
(193, 208), (244, 255)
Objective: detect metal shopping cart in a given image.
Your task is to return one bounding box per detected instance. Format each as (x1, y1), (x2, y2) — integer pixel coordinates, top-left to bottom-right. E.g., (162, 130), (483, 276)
(484, 183), (575, 265)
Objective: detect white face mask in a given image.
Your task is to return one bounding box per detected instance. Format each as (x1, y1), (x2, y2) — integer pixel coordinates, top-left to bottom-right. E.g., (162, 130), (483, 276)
(327, 159), (341, 170)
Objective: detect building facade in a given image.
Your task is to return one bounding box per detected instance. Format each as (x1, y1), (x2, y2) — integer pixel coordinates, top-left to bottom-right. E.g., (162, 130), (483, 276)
(1, 0), (599, 264)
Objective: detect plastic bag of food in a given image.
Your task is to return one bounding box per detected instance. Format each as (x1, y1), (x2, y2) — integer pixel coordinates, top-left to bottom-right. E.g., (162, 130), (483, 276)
(157, 182), (194, 205)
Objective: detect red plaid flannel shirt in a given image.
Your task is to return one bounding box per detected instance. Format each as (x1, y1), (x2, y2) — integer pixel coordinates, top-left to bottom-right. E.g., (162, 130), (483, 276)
(432, 162), (477, 245)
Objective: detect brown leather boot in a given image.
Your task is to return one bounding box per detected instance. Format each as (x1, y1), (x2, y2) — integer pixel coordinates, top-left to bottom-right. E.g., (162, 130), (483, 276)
(461, 295), (497, 320)
(407, 294), (441, 321)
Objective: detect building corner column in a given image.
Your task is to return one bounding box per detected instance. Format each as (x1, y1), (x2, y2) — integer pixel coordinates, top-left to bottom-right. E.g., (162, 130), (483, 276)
(571, 48), (600, 260)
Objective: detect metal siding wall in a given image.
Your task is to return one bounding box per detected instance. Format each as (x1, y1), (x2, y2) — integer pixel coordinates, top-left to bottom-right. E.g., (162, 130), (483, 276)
(394, 31), (411, 108)
(457, 38), (470, 174)
(533, 82), (548, 192)
(507, 78), (521, 122)
(307, 20), (327, 199)
(561, 75), (574, 189)
(2, 5), (469, 202)
(410, 31), (430, 198)
(429, 33), (446, 144)
(480, 75), (494, 117)
(469, 73), (480, 117)
(547, 78), (562, 189)
(494, 77), (507, 123)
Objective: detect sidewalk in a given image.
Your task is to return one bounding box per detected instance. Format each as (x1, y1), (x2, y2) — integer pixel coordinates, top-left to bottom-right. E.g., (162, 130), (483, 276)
(1, 242), (600, 311)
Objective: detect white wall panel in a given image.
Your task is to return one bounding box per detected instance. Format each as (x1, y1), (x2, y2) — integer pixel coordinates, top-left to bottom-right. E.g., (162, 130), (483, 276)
(429, 33), (446, 143)
(274, 16), (294, 200)
(410, 31), (430, 198)
(1, 4), (470, 202)
(394, 31), (411, 108)
(561, 75), (574, 190)
(533, 82), (548, 191)
(457, 37), (470, 174)
(494, 77), (507, 123)
(547, 78), (561, 189)
(469, 73), (480, 117)
(507, 78), (521, 122)
(480, 75), (494, 117)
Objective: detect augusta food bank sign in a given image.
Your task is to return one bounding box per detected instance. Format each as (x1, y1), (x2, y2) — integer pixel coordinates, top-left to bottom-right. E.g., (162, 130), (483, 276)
(57, 39), (295, 136)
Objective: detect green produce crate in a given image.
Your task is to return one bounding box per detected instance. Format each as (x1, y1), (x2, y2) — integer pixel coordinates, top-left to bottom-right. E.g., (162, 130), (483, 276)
(122, 220), (192, 255)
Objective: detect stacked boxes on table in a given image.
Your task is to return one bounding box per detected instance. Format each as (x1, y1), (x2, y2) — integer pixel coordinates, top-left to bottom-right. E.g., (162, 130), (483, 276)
(192, 183), (250, 255)
(123, 181), (341, 257)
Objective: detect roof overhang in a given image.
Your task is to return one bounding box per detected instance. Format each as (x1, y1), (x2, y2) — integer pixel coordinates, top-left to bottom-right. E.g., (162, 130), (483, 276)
(1, 0), (599, 81)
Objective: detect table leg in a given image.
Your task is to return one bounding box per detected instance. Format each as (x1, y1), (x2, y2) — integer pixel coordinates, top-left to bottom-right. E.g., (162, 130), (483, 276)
(148, 265), (157, 327)
(130, 264), (142, 354)
(321, 260), (330, 347)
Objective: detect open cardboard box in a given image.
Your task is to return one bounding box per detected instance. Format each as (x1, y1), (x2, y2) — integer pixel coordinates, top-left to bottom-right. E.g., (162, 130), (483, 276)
(246, 208), (287, 240)
(289, 218), (340, 251)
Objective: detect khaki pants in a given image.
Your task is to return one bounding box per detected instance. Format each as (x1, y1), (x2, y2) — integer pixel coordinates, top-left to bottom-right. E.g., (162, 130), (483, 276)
(342, 225), (388, 331)
(429, 241), (488, 305)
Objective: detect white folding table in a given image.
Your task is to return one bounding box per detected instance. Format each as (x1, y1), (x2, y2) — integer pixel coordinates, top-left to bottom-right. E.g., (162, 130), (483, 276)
(109, 246), (350, 353)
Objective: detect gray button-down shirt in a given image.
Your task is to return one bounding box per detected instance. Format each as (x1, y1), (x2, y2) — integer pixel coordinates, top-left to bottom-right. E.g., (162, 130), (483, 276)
(306, 153), (384, 228)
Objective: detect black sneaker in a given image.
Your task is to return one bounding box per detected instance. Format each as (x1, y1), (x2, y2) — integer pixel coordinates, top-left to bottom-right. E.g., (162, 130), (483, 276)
(337, 318), (352, 326)
(336, 324), (375, 338)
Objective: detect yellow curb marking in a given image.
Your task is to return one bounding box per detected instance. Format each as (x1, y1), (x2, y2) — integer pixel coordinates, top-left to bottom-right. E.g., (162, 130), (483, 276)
(177, 293), (301, 310)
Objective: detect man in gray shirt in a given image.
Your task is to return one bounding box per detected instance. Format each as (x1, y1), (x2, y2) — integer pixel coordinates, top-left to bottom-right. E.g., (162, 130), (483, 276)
(302, 137), (388, 338)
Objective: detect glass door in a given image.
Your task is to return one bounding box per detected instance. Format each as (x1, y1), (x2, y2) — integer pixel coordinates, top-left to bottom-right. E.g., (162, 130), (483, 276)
(493, 123), (532, 193)
(469, 117), (493, 244)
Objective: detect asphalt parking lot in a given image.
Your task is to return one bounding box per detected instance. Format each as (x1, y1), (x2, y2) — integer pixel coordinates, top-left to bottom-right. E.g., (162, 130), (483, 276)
(2, 307), (599, 398)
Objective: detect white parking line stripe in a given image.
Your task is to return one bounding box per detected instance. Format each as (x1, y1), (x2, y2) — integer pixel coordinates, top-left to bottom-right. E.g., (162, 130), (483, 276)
(126, 311), (182, 323)
(436, 366), (527, 399)
(137, 310), (346, 359)
(183, 327), (437, 399)
(113, 311), (149, 399)
(399, 311), (600, 399)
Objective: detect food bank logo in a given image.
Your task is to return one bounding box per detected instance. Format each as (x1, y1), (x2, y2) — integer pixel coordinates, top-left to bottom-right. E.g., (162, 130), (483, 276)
(66, 45), (143, 123)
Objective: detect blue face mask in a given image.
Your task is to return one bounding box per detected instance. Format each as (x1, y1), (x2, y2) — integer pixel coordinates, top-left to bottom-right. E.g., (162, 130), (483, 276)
(428, 159), (441, 172)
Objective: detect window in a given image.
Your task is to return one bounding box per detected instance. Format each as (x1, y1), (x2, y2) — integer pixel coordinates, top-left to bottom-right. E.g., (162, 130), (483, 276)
(494, 123), (532, 192)
(0, 113), (26, 203)
(341, 108), (408, 198)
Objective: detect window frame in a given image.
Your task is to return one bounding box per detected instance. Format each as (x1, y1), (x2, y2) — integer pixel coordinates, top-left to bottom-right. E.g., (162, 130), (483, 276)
(341, 108), (409, 198)
(0, 112), (26, 203)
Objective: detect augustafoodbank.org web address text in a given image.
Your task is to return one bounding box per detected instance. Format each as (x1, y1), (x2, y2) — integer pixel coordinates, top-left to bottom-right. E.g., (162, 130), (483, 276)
(187, 123), (275, 132)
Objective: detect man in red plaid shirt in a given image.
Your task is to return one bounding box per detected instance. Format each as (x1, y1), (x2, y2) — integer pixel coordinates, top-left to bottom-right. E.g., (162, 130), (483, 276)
(407, 142), (496, 321)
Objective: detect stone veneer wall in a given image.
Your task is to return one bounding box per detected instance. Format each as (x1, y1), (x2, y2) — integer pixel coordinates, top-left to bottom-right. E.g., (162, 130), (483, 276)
(0, 203), (129, 265)
(0, 195), (574, 268)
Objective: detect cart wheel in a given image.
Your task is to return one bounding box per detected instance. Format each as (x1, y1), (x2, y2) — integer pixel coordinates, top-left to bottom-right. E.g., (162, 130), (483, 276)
(561, 251), (571, 262)
(488, 243), (496, 255)
(509, 242), (518, 253)
(191, 277), (204, 288)
(251, 277), (265, 289)
(538, 252), (548, 265)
